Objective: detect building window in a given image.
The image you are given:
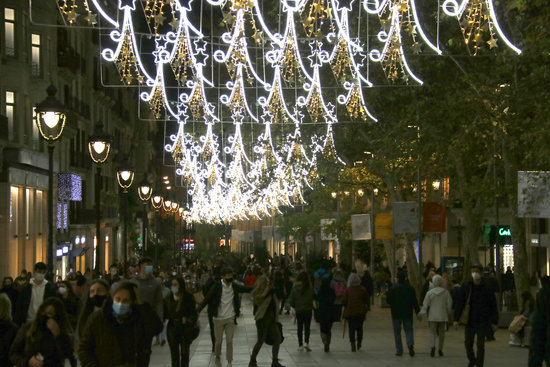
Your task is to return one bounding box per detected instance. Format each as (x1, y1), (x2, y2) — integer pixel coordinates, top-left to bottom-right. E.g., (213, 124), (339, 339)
(4, 8), (15, 57)
(36, 190), (43, 236)
(31, 33), (41, 76)
(10, 186), (19, 238)
(5, 91), (15, 141)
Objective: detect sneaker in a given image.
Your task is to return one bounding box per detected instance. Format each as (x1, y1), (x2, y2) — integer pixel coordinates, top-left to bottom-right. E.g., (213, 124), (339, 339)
(408, 346), (415, 357)
(298, 345), (304, 351)
(304, 343), (312, 352)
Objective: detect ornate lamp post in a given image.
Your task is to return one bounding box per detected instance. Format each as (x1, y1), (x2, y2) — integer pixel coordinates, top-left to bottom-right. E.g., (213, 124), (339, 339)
(88, 121), (111, 275)
(116, 160), (134, 266)
(151, 190), (163, 267)
(137, 174), (152, 259)
(35, 85), (66, 276)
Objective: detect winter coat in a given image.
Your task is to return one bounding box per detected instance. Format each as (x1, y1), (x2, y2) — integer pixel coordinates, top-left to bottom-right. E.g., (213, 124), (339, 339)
(197, 281), (252, 318)
(78, 300), (163, 367)
(529, 280), (550, 367)
(289, 282), (314, 313)
(342, 285), (369, 318)
(0, 319), (18, 367)
(164, 291), (198, 326)
(316, 276), (336, 324)
(420, 276), (453, 322)
(454, 280), (499, 327)
(14, 281), (57, 325)
(387, 282), (420, 320)
(9, 321), (73, 367)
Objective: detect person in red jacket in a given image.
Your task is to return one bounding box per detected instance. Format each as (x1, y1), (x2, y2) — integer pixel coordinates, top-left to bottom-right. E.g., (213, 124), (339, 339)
(342, 273), (369, 352)
(244, 269), (257, 288)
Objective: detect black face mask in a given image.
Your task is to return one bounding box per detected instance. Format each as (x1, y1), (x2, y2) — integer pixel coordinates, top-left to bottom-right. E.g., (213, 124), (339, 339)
(91, 294), (107, 308)
(225, 278), (234, 283)
(3, 283), (11, 288)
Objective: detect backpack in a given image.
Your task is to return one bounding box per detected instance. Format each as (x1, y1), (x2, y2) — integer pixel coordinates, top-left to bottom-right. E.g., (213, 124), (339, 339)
(334, 281), (346, 297)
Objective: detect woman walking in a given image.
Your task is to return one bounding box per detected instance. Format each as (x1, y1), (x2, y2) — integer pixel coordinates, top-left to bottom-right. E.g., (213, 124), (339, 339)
(316, 273), (336, 352)
(342, 273), (369, 352)
(76, 279), (110, 339)
(289, 271), (314, 351)
(78, 281), (163, 367)
(420, 274), (453, 357)
(0, 294), (18, 367)
(10, 297), (74, 367)
(248, 275), (285, 367)
(165, 277), (198, 367)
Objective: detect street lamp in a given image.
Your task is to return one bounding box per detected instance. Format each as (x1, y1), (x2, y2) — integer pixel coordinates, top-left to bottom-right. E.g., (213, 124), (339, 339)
(137, 174), (152, 259)
(35, 85), (66, 276)
(88, 121), (111, 275)
(116, 159), (134, 266)
(150, 189), (163, 267)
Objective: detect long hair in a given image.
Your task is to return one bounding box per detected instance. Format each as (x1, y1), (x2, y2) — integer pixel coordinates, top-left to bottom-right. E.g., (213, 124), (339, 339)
(0, 293), (12, 322)
(76, 279), (109, 337)
(172, 277), (187, 312)
(58, 280), (78, 299)
(28, 297), (73, 342)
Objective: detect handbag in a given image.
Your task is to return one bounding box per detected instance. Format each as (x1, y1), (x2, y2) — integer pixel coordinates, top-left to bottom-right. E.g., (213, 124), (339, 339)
(508, 315), (527, 334)
(458, 287), (472, 325)
(265, 322), (284, 345)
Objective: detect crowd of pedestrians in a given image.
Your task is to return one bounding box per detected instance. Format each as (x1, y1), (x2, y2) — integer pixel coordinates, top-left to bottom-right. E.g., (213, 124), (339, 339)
(0, 253), (548, 367)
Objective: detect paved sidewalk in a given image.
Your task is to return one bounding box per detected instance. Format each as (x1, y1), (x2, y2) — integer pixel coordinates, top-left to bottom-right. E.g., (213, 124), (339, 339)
(150, 296), (528, 367)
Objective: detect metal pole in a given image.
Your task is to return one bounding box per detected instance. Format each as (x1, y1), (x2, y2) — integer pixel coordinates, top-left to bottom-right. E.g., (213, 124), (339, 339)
(143, 203), (148, 252)
(392, 212), (396, 283)
(94, 166), (102, 276)
(123, 192), (128, 267)
(417, 163), (423, 273)
(155, 211), (159, 269)
(371, 188), (376, 304)
(47, 144), (55, 276)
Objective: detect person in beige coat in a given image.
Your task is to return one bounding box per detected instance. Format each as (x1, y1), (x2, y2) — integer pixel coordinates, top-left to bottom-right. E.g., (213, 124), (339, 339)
(420, 274), (453, 357)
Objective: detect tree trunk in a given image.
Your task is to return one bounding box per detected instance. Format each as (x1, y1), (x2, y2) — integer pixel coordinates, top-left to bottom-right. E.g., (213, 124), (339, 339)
(512, 217), (531, 307)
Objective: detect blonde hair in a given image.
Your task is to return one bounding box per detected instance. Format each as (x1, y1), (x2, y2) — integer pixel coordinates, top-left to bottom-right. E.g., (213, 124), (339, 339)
(0, 294), (11, 322)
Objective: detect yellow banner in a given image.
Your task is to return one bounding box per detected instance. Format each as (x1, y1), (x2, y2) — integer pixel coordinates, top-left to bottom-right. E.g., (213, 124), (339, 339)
(375, 214), (393, 240)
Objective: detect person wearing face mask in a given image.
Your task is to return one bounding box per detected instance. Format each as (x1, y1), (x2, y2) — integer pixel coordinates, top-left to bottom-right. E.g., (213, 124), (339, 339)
(105, 264), (122, 286)
(14, 262), (57, 325)
(453, 263), (499, 367)
(132, 258), (164, 348)
(78, 281), (163, 367)
(164, 277), (198, 367)
(197, 267), (253, 367)
(9, 297), (74, 367)
(76, 279), (110, 339)
(56, 280), (79, 330)
(0, 277), (18, 316)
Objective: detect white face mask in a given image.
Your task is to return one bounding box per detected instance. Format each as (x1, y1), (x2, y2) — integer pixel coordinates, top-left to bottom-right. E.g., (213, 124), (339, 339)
(472, 272), (481, 281)
(34, 273), (45, 282)
(171, 286), (179, 295)
(58, 287), (68, 295)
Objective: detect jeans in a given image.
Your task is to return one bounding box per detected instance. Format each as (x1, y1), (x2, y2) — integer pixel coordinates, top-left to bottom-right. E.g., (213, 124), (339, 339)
(428, 321), (446, 350)
(208, 314), (215, 348)
(213, 317), (235, 363)
(347, 315), (365, 343)
(465, 324), (488, 367)
(167, 324), (191, 367)
(320, 321), (333, 337)
(392, 318), (414, 354)
(296, 310), (312, 346)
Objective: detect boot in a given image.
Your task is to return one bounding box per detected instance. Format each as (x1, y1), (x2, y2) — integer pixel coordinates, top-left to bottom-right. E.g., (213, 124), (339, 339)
(408, 346), (415, 357)
(430, 347), (435, 357)
(351, 341), (356, 352)
(326, 334), (331, 352)
(321, 333), (328, 352)
(357, 339), (362, 350)
(248, 359), (259, 367)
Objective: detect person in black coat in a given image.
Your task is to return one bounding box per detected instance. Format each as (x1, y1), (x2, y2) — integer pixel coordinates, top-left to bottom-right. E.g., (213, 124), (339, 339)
(14, 262), (57, 325)
(9, 297), (74, 367)
(529, 276), (550, 366)
(165, 277), (198, 367)
(0, 277), (18, 317)
(0, 294), (18, 367)
(316, 274), (336, 353)
(387, 270), (420, 357)
(453, 264), (499, 367)
(201, 267), (221, 352)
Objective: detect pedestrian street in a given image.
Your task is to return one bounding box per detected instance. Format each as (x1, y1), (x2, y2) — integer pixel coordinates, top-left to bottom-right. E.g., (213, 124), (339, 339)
(150, 296), (527, 367)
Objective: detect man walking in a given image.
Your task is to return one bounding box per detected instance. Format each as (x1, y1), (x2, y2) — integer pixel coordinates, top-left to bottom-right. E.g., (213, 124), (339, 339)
(387, 270), (420, 357)
(14, 262), (57, 325)
(198, 267), (252, 367)
(454, 263), (499, 367)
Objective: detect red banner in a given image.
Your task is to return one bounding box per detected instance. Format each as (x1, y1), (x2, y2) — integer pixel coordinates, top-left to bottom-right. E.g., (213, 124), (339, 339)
(423, 202), (446, 232)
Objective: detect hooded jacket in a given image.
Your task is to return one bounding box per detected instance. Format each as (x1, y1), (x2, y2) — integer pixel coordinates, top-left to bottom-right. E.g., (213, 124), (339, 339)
(420, 275), (453, 322)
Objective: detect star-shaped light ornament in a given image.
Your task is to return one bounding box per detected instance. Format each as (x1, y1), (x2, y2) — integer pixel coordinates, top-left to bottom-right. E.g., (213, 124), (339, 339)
(487, 38), (498, 49)
(66, 10), (78, 23)
(119, 0), (137, 10)
(253, 29), (264, 44)
(411, 42), (422, 54)
(154, 12), (167, 26)
(84, 13), (98, 25)
(169, 17), (180, 31)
